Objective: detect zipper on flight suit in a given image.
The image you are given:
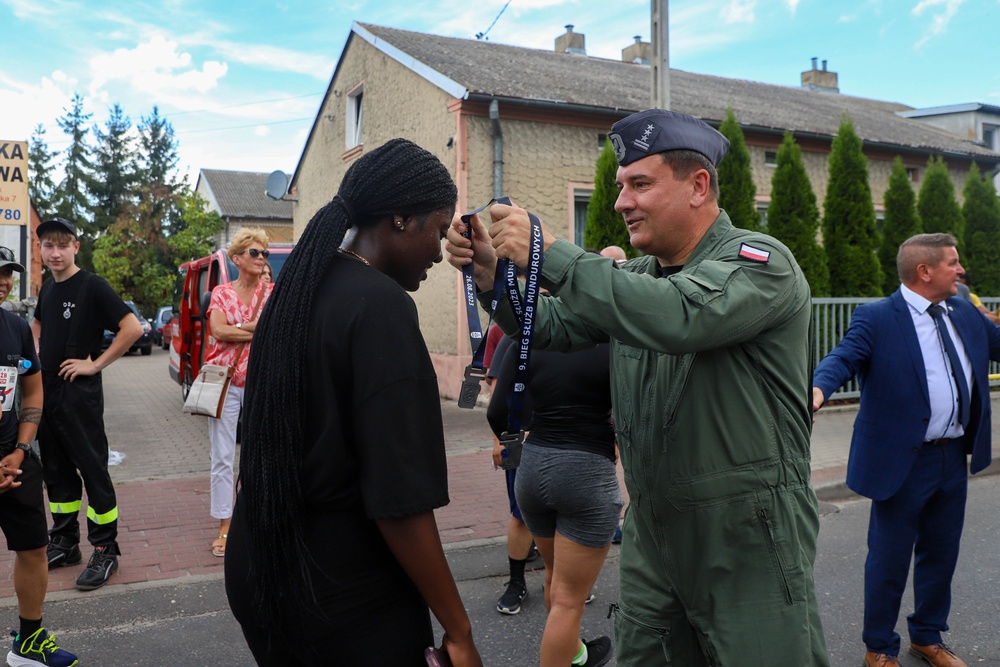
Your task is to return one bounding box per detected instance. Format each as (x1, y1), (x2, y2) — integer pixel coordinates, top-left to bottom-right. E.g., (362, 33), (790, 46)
(757, 508), (794, 605)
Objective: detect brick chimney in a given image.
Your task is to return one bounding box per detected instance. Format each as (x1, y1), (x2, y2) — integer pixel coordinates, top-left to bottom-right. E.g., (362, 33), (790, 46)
(801, 57), (839, 93)
(555, 24), (586, 55)
(622, 35), (651, 65)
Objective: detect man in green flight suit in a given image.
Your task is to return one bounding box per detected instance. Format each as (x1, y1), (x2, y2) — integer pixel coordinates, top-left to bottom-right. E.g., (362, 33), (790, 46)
(446, 109), (829, 666)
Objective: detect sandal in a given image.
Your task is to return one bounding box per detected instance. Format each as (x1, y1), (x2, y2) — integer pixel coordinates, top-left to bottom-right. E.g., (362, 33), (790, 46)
(211, 534), (227, 558)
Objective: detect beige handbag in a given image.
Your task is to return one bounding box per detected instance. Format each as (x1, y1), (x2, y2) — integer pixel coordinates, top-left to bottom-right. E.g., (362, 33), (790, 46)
(183, 363), (234, 418)
(182, 285), (264, 418)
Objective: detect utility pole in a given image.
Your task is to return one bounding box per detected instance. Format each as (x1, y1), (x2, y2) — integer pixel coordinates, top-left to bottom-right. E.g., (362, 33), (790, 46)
(651, 0), (670, 109)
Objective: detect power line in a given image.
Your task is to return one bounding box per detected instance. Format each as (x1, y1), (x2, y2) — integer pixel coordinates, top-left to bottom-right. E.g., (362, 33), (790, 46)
(165, 92), (324, 118)
(177, 116), (314, 136)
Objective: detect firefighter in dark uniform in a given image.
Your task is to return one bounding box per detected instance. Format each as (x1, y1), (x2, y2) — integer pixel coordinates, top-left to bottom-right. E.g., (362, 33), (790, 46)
(31, 218), (142, 591)
(447, 109), (830, 666)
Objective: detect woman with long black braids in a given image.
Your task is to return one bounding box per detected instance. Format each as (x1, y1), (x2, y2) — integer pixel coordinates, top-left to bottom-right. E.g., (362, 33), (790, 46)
(225, 138), (482, 667)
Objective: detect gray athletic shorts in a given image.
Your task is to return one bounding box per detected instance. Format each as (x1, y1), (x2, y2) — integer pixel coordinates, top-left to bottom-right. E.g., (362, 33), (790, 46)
(514, 442), (623, 549)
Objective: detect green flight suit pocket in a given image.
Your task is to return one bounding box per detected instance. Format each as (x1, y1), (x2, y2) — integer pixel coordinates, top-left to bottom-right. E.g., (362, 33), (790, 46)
(613, 602), (671, 663)
(671, 261), (741, 308)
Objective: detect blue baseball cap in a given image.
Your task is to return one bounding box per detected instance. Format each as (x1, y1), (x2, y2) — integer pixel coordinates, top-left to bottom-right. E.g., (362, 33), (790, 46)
(609, 109), (730, 167)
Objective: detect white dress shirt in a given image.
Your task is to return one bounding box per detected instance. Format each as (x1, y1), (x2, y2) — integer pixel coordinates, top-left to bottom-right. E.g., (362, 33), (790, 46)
(900, 284), (973, 441)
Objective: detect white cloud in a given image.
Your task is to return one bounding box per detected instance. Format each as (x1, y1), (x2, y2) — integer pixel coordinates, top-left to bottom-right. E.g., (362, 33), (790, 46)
(721, 0), (757, 24)
(209, 42), (334, 81)
(3, 0), (46, 18)
(87, 35), (228, 99)
(785, 0), (801, 13)
(0, 71), (76, 147)
(254, 126), (270, 137)
(911, 0), (966, 47)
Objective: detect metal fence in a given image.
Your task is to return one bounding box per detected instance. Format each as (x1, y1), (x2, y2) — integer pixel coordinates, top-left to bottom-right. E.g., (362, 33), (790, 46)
(813, 296), (1000, 400)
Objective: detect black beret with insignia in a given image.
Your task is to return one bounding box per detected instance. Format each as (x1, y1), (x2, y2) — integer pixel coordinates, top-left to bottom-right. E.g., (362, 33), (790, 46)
(609, 109), (730, 167)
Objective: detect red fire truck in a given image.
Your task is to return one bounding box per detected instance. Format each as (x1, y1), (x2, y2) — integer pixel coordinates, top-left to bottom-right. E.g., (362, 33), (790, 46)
(168, 244), (292, 398)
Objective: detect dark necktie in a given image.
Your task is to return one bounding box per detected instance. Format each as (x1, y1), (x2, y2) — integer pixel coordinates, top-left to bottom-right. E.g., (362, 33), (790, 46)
(928, 305), (971, 428)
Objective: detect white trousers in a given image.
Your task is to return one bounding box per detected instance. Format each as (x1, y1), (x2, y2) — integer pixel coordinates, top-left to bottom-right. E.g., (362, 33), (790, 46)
(208, 383), (244, 520)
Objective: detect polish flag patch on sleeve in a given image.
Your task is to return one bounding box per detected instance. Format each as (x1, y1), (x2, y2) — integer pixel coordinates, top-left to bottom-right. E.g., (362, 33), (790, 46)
(738, 243), (770, 263)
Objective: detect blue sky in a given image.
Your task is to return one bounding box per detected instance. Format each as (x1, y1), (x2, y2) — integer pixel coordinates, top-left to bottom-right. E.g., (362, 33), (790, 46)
(1, 0), (996, 183)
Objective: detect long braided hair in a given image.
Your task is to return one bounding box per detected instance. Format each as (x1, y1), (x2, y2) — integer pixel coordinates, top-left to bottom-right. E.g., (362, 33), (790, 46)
(239, 138), (458, 629)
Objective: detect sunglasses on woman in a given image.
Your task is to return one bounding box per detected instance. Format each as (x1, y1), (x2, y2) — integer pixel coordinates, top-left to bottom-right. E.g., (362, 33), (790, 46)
(242, 249), (270, 259)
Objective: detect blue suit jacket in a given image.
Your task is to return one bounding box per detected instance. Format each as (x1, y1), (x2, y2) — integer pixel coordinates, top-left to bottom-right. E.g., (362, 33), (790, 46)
(814, 290), (1000, 500)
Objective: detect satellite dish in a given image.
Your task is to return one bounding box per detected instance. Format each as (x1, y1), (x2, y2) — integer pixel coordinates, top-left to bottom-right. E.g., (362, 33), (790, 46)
(265, 170), (290, 200)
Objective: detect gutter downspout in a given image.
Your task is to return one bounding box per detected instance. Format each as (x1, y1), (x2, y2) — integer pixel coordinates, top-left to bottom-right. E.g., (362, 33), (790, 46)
(489, 99), (503, 198)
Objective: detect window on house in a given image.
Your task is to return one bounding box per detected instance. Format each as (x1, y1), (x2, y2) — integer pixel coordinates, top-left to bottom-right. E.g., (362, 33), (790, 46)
(764, 151), (777, 167)
(757, 203), (769, 231)
(983, 125), (998, 151)
(906, 167), (918, 183)
(597, 133), (608, 151)
(574, 191), (592, 247)
(346, 85), (364, 149)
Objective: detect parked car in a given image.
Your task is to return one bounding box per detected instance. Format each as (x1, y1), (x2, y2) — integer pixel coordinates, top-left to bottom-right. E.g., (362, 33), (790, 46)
(153, 305), (173, 349)
(103, 301), (153, 356)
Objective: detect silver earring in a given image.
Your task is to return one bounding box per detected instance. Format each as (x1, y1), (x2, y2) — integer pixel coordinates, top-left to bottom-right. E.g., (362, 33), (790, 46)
(395, 219), (405, 230)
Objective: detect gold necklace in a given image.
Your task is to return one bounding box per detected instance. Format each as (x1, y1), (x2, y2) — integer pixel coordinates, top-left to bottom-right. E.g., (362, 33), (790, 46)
(340, 248), (371, 266)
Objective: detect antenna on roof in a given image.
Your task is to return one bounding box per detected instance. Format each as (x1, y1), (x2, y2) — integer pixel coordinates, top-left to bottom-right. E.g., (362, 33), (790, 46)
(476, 0), (511, 40)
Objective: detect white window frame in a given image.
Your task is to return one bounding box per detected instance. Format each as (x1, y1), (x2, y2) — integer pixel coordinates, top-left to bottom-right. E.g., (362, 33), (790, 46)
(346, 84), (364, 150)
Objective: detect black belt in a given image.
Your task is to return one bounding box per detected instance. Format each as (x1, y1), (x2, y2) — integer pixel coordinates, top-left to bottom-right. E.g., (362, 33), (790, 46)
(924, 437), (956, 446)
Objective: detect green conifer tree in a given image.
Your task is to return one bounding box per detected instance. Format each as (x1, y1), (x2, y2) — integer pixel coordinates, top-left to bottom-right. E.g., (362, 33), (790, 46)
(767, 132), (828, 295)
(962, 162), (1000, 295)
(878, 157), (922, 295)
(822, 117), (882, 297)
(51, 94), (96, 269)
(91, 103), (138, 236)
(28, 124), (58, 218)
(918, 155), (964, 250)
(717, 108), (759, 231)
(583, 139), (634, 257)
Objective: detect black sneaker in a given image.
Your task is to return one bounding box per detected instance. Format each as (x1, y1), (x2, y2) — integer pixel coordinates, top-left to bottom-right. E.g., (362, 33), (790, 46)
(526, 542), (540, 562)
(75, 546), (119, 591)
(46, 537), (81, 570)
(578, 636), (613, 667)
(496, 579), (528, 615)
(585, 590), (595, 604)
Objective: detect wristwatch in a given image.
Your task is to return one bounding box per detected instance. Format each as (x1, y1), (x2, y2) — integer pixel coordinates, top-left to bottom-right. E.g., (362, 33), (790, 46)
(14, 443), (31, 456)
(236, 322), (243, 330)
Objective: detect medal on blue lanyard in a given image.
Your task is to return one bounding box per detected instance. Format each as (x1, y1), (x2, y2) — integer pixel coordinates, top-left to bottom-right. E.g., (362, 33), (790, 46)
(499, 206), (543, 470)
(456, 196), (544, 464)
(457, 197), (509, 408)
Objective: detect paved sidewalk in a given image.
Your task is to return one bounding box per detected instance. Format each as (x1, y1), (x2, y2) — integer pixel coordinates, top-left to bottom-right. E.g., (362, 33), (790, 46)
(0, 347), (997, 603)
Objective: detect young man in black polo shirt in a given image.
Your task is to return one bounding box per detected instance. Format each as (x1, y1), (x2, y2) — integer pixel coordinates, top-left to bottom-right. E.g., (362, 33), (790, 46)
(0, 247), (79, 666)
(31, 218), (142, 591)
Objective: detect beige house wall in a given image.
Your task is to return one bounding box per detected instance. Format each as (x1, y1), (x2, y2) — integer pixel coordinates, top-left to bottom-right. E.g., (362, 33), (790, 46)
(292, 36), (465, 396)
(463, 114), (606, 243)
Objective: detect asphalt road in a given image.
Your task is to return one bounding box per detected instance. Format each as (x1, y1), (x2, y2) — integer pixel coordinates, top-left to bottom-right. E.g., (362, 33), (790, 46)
(10, 476), (997, 666)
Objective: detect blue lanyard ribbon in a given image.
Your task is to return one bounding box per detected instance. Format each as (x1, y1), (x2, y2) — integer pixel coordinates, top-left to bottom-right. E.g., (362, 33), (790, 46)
(456, 196), (544, 453)
(502, 210), (543, 436)
(457, 197), (506, 408)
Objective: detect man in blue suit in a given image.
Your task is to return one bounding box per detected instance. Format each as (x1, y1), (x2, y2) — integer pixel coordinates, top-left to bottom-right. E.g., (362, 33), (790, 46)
(814, 233), (1000, 667)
